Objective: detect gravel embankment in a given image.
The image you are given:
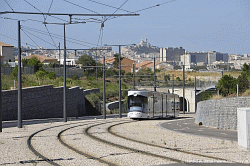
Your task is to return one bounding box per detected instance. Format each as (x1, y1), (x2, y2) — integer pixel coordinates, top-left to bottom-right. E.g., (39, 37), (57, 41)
(111, 118), (250, 164)
(0, 115), (249, 165)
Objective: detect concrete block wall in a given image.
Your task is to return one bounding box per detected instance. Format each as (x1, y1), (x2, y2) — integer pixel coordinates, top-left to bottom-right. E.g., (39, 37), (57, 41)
(2, 85), (86, 121)
(195, 97), (250, 130)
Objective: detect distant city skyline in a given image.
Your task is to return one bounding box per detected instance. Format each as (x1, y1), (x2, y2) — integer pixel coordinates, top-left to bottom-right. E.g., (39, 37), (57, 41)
(0, 0), (249, 55)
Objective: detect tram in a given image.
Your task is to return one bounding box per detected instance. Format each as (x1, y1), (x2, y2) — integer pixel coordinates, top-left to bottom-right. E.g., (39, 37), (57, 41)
(127, 90), (179, 119)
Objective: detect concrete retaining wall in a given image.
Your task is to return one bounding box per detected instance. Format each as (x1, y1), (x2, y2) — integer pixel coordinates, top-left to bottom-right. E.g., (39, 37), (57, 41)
(106, 100), (124, 114)
(2, 85), (86, 121)
(195, 97), (250, 130)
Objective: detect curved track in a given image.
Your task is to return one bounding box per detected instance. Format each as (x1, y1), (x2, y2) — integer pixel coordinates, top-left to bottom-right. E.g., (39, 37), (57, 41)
(27, 118), (245, 165)
(107, 122), (229, 162)
(27, 119), (132, 165)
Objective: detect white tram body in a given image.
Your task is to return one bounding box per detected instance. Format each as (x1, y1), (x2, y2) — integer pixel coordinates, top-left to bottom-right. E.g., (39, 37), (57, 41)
(127, 90), (179, 119)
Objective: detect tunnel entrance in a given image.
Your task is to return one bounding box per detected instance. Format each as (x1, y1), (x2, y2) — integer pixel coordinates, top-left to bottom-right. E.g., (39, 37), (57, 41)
(179, 97), (187, 113)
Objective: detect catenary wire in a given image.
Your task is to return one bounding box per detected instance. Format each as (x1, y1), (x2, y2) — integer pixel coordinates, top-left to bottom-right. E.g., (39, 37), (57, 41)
(104, 0), (129, 22)
(22, 0), (59, 48)
(22, 26), (95, 48)
(0, 33), (37, 48)
(21, 29), (40, 47)
(105, 0), (177, 21)
(44, 25), (57, 48)
(134, 0), (177, 13)
(22, 29), (57, 47)
(88, 0), (133, 14)
(45, 0), (54, 20)
(4, 0), (14, 12)
(63, 0), (100, 14)
(22, 25), (97, 46)
(23, 0), (68, 23)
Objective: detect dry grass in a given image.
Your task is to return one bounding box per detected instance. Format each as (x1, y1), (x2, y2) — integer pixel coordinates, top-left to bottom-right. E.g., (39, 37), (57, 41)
(242, 89), (250, 96)
(158, 70), (241, 81)
(210, 94), (224, 100)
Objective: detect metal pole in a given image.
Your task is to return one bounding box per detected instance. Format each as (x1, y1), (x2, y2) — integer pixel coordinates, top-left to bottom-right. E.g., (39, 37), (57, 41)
(103, 56), (106, 119)
(237, 84), (239, 97)
(172, 74), (174, 94)
(18, 21), (22, 128)
(133, 63), (135, 89)
(194, 76), (197, 113)
(63, 23), (67, 122)
(59, 42), (60, 75)
(154, 57), (156, 92)
(0, 46), (2, 132)
(183, 65), (185, 114)
(161, 95), (163, 118)
(119, 45), (122, 118)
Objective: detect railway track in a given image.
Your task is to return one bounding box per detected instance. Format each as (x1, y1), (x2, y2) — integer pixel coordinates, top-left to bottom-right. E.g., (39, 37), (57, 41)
(27, 117), (246, 165)
(27, 119), (117, 166)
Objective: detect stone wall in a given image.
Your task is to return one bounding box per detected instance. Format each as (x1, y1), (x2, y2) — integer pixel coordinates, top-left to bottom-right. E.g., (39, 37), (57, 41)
(195, 97), (250, 130)
(2, 85), (86, 121)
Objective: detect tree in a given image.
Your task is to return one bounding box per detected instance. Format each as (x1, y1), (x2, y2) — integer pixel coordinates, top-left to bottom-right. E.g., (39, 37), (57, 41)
(113, 53), (124, 69)
(23, 57), (43, 72)
(48, 71), (56, 80)
(11, 66), (18, 79)
(216, 75), (237, 96)
(77, 54), (96, 75)
(35, 70), (47, 80)
(237, 72), (249, 93)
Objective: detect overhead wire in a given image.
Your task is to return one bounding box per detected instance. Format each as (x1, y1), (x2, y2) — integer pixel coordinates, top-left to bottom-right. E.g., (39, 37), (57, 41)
(134, 0), (177, 13)
(22, 26), (96, 47)
(88, 0), (133, 14)
(22, 0), (58, 48)
(45, 0), (54, 21)
(104, 0), (129, 22)
(0, 33), (37, 48)
(21, 29), (40, 47)
(22, 0), (68, 23)
(44, 25), (57, 47)
(21, 29), (57, 47)
(4, 0), (14, 12)
(63, 0), (100, 14)
(104, 0), (177, 21)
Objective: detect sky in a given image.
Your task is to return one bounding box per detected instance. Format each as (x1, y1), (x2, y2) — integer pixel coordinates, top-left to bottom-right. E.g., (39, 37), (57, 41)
(0, 0), (249, 55)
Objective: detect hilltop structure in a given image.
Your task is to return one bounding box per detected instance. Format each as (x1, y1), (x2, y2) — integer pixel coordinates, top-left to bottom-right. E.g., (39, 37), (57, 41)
(121, 38), (160, 63)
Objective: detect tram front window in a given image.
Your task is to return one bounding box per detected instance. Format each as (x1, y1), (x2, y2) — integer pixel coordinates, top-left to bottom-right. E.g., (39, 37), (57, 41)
(128, 95), (147, 112)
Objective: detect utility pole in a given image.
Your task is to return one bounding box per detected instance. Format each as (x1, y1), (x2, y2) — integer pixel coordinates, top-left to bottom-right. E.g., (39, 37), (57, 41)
(194, 76), (197, 113)
(154, 57), (156, 92)
(133, 63), (135, 89)
(104, 44), (135, 118)
(63, 23), (67, 122)
(18, 21), (22, 128)
(172, 74), (174, 94)
(103, 56), (106, 119)
(59, 42), (61, 75)
(119, 45), (122, 118)
(0, 42), (2, 132)
(183, 65), (185, 114)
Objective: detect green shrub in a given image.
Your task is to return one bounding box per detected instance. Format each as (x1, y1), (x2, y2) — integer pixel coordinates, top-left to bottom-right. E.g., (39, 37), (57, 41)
(48, 72), (56, 80)
(35, 70), (47, 80)
(11, 66), (18, 79)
